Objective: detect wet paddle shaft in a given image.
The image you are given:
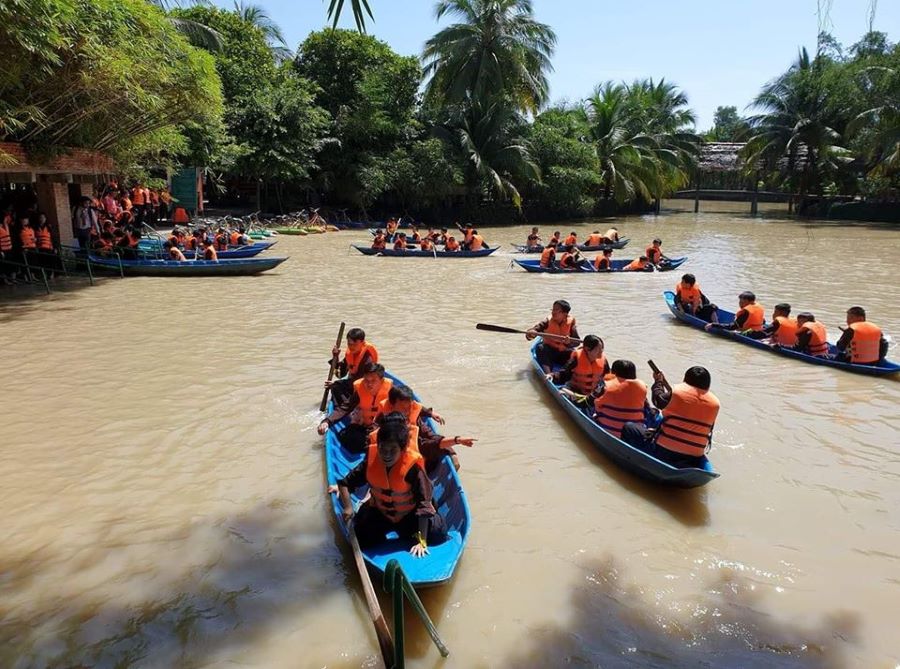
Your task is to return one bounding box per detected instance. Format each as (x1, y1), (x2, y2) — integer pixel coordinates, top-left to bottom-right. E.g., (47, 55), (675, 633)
(475, 322), (582, 343)
(320, 322), (346, 412)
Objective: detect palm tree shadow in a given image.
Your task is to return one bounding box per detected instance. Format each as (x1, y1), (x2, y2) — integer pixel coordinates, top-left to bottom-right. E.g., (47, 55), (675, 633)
(520, 369), (710, 527)
(503, 556), (859, 668)
(0, 500), (341, 668)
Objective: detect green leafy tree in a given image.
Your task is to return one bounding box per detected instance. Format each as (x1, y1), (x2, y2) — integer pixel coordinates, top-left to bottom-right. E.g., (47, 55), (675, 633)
(705, 106), (750, 141)
(422, 0), (557, 114)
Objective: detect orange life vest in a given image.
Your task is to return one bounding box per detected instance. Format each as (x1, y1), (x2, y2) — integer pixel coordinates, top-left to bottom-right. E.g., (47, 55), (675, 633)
(131, 187), (145, 205)
(559, 252), (577, 268)
(586, 233), (603, 246)
(36, 227), (52, 250)
(203, 246), (218, 261)
(167, 234), (179, 247)
(372, 235), (386, 250)
(655, 383), (720, 458)
(185, 236), (198, 251)
(594, 255), (610, 271)
(0, 222), (13, 251)
(675, 282), (702, 311)
(215, 234), (229, 251)
(365, 443), (424, 523)
(344, 342), (378, 377)
(772, 316), (799, 346)
(172, 207), (190, 224)
(563, 234), (577, 246)
(539, 247), (556, 268)
(420, 238), (433, 251)
(377, 398), (423, 426)
(386, 221), (398, 235)
(353, 377), (393, 426)
(469, 234), (484, 251)
(445, 238), (460, 251)
(393, 238), (407, 250)
(230, 231), (241, 246)
(368, 424), (421, 455)
(623, 258), (646, 271)
(848, 321), (882, 364)
(569, 347), (607, 394)
(799, 320), (828, 357)
(543, 315), (575, 352)
(739, 303), (765, 331)
(594, 377), (648, 438)
(462, 227), (474, 243)
(646, 245), (662, 263)
(20, 226), (36, 249)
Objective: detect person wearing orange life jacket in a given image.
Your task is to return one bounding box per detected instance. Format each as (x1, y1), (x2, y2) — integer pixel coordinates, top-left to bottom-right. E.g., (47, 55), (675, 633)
(549, 230), (562, 247)
(148, 189), (160, 225)
(758, 303), (800, 346)
(645, 238), (669, 266)
(163, 241), (187, 261)
(585, 230), (605, 246)
(621, 365), (720, 469)
(229, 230), (242, 246)
(393, 233), (408, 250)
(374, 385), (475, 471)
(444, 235), (461, 252)
(419, 236), (434, 251)
(706, 291), (765, 334)
(673, 273), (718, 321)
(202, 241), (218, 261)
(836, 306), (887, 365)
(19, 216), (37, 251)
(319, 362), (393, 452)
(557, 245), (583, 270)
(793, 312), (829, 357)
(436, 227), (449, 245)
(593, 248), (613, 271)
(0, 209), (14, 284)
(35, 214), (53, 252)
(330, 415), (448, 556)
(526, 299), (581, 372)
(172, 206), (190, 225)
(326, 327), (379, 406)
(563, 231), (577, 246)
(547, 335), (610, 399)
(468, 229), (486, 252)
(526, 226), (542, 250)
(622, 256), (652, 272)
(603, 227), (619, 243)
(455, 221), (475, 248)
(408, 225), (422, 243)
(371, 229), (387, 250)
(214, 231), (229, 252)
(539, 240), (558, 268)
(131, 184), (146, 225)
(593, 359), (653, 438)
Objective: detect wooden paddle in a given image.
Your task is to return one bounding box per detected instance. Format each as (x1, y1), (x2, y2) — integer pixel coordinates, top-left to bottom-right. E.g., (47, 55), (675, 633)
(475, 323), (582, 343)
(319, 322), (346, 412)
(348, 518), (395, 667)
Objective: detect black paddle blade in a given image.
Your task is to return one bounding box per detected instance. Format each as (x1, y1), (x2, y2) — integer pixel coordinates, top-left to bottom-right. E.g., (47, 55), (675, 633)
(475, 323), (524, 335)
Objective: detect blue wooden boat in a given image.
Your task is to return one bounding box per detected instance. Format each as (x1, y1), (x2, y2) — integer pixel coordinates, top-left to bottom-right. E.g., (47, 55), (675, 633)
(514, 257), (687, 273)
(530, 341), (719, 487)
(663, 291), (900, 377)
(325, 372), (471, 587)
(353, 244), (497, 258)
(511, 238), (630, 253)
(179, 245), (268, 259)
(139, 239), (276, 256)
(87, 255), (288, 276)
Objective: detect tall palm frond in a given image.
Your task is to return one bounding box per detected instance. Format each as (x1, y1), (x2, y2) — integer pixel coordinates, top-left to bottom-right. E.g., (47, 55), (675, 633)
(327, 0), (374, 32)
(234, 1), (291, 61)
(149, 1), (224, 51)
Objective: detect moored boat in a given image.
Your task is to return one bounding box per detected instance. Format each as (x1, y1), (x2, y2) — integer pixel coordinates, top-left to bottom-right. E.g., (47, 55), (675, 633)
(530, 341), (719, 487)
(353, 244), (497, 258)
(324, 372), (471, 587)
(87, 255), (289, 276)
(514, 257), (687, 273)
(663, 291), (900, 376)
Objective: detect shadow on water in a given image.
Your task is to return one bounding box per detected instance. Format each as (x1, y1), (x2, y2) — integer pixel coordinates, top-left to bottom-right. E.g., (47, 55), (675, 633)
(0, 275), (113, 322)
(523, 371), (711, 528)
(0, 500), (338, 668)
(503, 556), (859, 669)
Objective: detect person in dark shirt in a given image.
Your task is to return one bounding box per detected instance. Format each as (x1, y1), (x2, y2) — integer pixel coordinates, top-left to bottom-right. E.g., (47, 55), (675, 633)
(526, 299), (581, 372)
(330, 415), (448, 556)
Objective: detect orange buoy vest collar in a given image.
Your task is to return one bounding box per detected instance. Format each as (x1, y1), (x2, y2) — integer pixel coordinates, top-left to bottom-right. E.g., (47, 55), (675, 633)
(365, 442), (423, 523)
(368, 424), (421, 457)
(345, 342), (378, 377)
(543, 315), (574, 351)
(378, 397), (423, 426)
(36, 227), (52, 250)
(353, 377), (393, 426)
(0, 221), (13, 251)
(676, 282), (702, 311)
(655, 382), (720, 458)
(772, 316), (800, 346)
(594, 377), (648, 438)
(848, 321), (882, 363)
(594, 255), (610, 270)
(586, 233), (603, 245)
(739, 303), (765, 331)
(569, 347), (606, 394)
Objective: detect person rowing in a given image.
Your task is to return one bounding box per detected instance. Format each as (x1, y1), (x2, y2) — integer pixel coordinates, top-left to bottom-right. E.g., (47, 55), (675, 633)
(836, 306), (887, 365)
(539, 240), (558, 268)
(374, 385), (475, 471)
(602, 227), (619, 243)
(622, 256), (653, 272)
(546, 334), (609, 400)
(794, 312), (829, 357)
(585, 230), (605, 246)
(557, 244), (583, 270)
(455, 221), (475, 247)
(326, 327), (379, 406)
(436, 228), (449, 246)
(419, 236), (434, 251)
(319, 362), (392, 452)
(673, 274), (717, 321)
(763, 303), (800, 346)
(705, 291), (764, 334)
(467, 229), (486, 251)
(526, 227), (542, 250)
(329, 414), (447, 558)
(592, 359), (653, 438)
(645, 238), (669, 266)
(393, 233), (408, 250)
(526, 299), (580, 373)
(593, 248), (613, 271)
(444, 235), (460, 251)
(371, 229), (386, 250)
(621, 365), (720, 469)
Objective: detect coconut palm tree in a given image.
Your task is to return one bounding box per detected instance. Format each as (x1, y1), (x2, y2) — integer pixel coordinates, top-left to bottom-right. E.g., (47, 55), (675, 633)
(422, 0), (557, 114)
(327, 0), (374, 32)
(849, 65), (900, 176)
(233, 1), (292, 62)
(148, 1), (223, 51)
(437, 101), (539, 209)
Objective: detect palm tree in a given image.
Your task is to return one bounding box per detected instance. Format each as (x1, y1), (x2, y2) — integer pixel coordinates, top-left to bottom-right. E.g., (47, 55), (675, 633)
(326, 0), (374, 32)
(849, 65), (900, 177)
(422, 0), (557, 114)
(150, 1), (223, 51)
(581, 83), (661, 204)
(233, 1), (292, 62)
(742, 48), (848, 201)
(438, 102), (539, 209)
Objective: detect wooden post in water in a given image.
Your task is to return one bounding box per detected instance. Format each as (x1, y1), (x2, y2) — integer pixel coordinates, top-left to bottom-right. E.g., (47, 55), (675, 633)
(693, 176), (700, 213)
(750, 170), (759, 215)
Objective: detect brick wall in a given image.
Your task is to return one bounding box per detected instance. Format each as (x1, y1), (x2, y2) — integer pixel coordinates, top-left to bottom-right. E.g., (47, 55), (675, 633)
(0, 142), (114, 175)
(35, 182), (74, 247)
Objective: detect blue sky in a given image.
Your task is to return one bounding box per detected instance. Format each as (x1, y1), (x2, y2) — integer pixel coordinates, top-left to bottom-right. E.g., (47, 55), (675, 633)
(216, 0), (899, 128)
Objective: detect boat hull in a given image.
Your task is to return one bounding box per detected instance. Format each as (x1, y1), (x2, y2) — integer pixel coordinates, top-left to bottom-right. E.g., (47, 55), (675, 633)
(353, 245), (497, 258)
(514, 257), (686, 273)
(88, 255), (288, 276)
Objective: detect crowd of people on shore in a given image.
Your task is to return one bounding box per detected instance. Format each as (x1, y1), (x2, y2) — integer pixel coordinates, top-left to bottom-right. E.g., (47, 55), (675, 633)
(672, 274), (889, 365)
(318, 328), (476, 556)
